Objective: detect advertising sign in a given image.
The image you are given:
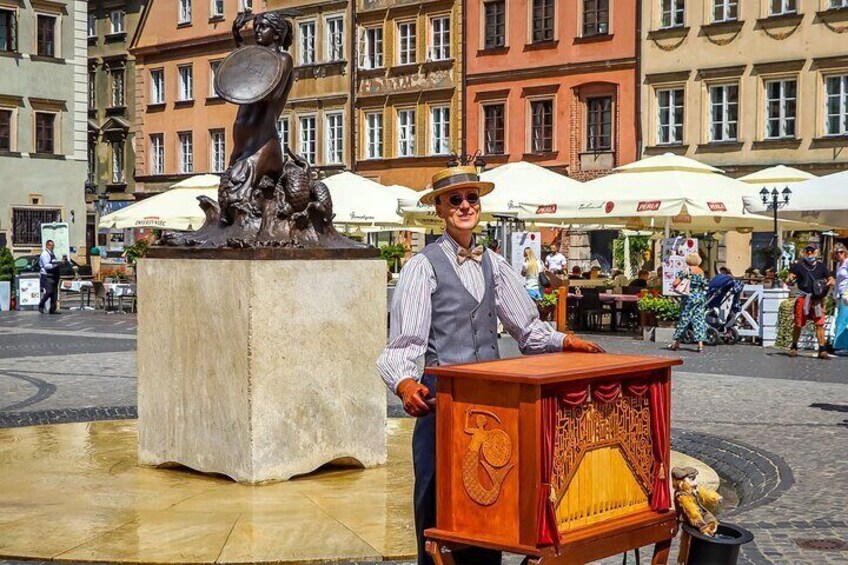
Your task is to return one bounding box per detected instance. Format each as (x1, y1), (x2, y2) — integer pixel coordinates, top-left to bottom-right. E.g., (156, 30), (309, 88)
(40, 223), (70, 259)
(661, 237), (699, 296)
(510, 232), (542, 274)
(18, 277), (42, 308)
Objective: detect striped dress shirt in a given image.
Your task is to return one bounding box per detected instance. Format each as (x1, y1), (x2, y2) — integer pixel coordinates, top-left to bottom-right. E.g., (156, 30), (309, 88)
(377, 233), (566, 393)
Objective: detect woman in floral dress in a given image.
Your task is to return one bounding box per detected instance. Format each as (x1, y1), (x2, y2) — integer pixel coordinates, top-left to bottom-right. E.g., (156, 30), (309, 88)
(670, 253), (709, 353)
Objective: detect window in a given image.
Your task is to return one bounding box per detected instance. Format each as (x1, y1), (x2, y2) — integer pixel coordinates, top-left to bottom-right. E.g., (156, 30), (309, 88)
(87, 12), (96, 38)
(299, 21), (315, 64)
(532, 0), (555, 42)
(830, 0), (848, 8)
(36, 14), (56, 57)
(583, 0), (610, 36)
(712, 0), (737, 22)
(709, 84), (738, 142)
(0, 109), (11, 151)
(397, 109), (416, 157)
(109, 10), (124, 34)
(0, 9), (15, 53)
(483, 104), (505, 155)
(327, 16), (344, 61)
(87, 139), (95, 179)
(586, 97), (612, 151)
(765, 79), (796, 139)
(150, 134), (164, 174)
(484, 0), (506, 49)
(241, 0), (253, 10)
(398, 22), (416, 65)
(12, 208), (61, 246)
(325, 112), (344, 164)
(179, 0), (191, 24)
(660, 0), (685, 28)
(211, 0), (224, 18)
(430, 106), (450, 155)
(361, 27), (383, 69)
(365, 112), (383, 159)
(656, 88), (684, 144)
(88, 70), (96, 109)
(277, 117), (290, 153)
(430, 16), (450, 61)
(179, 132), (193, 173)
(111, 141), (124, 184)
(34, 112), (55, 153)
(178, 65), (193, 101)
(150, 69), (165, 104)
(530, 100), (553, 152)
(825, 75), (848, 136)
(299, 116), (316, 164)
(210, 130), (226, 172)
(110, 69), (124, 107)
(209, 60), (221, 97)
(770, 0), (796, 16)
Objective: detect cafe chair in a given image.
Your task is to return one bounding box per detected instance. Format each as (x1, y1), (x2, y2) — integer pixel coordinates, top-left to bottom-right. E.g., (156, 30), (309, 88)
(579, 288), (612, 331)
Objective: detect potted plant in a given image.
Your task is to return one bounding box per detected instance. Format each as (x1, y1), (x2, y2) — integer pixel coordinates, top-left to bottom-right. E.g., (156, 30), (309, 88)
(89, 246), (102, 279)
(379, 243), (407, 274)
(637, 291), (681, 341)
(0, 246), (15, 311)
(535, 291), (557, 322)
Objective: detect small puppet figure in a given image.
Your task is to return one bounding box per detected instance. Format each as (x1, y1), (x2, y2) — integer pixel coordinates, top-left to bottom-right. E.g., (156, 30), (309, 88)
(672, 466), (723, 536)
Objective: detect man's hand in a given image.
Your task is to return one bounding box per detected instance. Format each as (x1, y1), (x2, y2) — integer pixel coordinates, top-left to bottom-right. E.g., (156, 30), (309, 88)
(562, 334), (605, 353)
(397, 378), (431, 417)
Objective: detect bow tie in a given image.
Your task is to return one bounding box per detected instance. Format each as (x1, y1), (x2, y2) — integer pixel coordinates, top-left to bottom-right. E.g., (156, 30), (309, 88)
(457, 245), (485, 265)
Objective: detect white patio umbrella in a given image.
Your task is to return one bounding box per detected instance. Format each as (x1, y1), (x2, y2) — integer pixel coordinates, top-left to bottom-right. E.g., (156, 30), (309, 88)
(744, 170), (848, 229)
(521, 153), (788, 232)
(479, 161), (582, 215)
(98, 186), (217, 230)
(322, 172), (405, 226)
(170, 173), (222, 189)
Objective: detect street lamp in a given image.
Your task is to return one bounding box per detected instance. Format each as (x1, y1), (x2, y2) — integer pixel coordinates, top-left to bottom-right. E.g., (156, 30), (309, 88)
(760, 186), (792, 288)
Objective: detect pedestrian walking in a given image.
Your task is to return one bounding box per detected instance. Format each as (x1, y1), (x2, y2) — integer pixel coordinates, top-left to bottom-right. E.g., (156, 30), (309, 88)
(832, 243), (848, 352)
(521, 247), (544, 300)
(669, 253), (708, 353)
(376, 165), (603, 565)
(37, 240), (63, 315)
(786, 244), (834, 359)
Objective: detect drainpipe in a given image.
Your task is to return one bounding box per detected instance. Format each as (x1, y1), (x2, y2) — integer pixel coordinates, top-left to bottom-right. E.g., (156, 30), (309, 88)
(460, 0), (467, 157)
(350, 1), (358, 172)
(635, 0), (643, 159)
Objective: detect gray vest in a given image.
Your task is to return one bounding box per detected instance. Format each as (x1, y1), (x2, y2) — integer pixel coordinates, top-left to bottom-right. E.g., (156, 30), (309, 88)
(421, 242), (500, 368)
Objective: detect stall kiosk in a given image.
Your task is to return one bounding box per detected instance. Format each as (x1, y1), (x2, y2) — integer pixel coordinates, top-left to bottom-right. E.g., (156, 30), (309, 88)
(425, 352), (681, 565)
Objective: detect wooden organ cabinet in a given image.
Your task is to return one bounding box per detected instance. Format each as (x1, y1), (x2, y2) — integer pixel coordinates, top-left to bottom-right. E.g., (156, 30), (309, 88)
(424, 352), (682, 565)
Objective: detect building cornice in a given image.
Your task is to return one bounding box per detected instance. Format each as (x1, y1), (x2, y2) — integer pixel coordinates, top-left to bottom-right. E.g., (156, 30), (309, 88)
(132, 31), (233, 56)
(643, 70), (691, 85)
(751, 59), (806, 75)
(696, 65), (746, 80)
(466, 58), (636, 86)
(812, 55), (848, 71)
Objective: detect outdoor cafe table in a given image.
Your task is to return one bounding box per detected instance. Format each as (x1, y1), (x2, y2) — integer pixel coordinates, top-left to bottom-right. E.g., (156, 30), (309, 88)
(60, 280), (94, 310)
(567, 292), (640, 332)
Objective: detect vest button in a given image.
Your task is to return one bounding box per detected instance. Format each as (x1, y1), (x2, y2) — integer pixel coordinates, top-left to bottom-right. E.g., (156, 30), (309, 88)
(491, 344), (496, 350)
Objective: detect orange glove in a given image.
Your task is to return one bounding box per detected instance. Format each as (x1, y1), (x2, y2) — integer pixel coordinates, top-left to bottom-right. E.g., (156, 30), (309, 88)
(397, 378), (432, 417)
(562, 334), (605, 353)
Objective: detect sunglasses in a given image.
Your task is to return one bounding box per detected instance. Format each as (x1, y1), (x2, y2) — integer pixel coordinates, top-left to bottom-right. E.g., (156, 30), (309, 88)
(446, 192), (480, 207)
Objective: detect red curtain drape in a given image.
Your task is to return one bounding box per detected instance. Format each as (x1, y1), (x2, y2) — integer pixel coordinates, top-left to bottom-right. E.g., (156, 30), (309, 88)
(560, 386), (589, 407)
(592, 382), (621, 403)
(649, 379), (671, 511)
(537, 395), (561, 547)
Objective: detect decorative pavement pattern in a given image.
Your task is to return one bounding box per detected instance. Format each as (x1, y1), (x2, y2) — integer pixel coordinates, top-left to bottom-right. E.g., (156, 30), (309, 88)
(0, 311), (846, 564)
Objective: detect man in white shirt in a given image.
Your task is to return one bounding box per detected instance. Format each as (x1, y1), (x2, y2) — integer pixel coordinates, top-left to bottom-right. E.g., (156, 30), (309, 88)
(545, 249), (566, 274)
(377, 166), (602, 565)
(38, 239), (63, 314)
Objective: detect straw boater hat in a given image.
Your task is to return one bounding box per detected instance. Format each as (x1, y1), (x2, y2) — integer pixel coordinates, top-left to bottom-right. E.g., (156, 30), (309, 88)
(419, 166), (495, 206)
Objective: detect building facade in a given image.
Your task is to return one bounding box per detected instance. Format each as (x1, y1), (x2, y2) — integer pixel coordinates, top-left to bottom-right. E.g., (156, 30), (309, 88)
(353, 0), (463, 188)
(640, 0), (848, 176)
(268, 0), (352, 175)
(87, 0), (147, 248)
(465, 0), (638, 180)
(0, 0), (87, 256)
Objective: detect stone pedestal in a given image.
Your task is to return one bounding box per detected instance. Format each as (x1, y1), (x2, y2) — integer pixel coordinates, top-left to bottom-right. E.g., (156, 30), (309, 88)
(136, 249), (387, 483)
(761, 288), (789, 347)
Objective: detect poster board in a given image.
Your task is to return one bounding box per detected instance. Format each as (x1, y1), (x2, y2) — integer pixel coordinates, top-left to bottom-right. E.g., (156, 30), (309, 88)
(40, 223), (70, 259)
(661, 237), (699, 296)
(510, 232), (541, 274)
(18, 276), (42, 308)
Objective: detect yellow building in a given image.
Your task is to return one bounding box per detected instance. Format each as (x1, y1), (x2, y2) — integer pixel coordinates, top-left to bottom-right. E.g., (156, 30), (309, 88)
(640, 0), (848, 176)
(354, 0), (462, 188)
(268, 0), (352, 174)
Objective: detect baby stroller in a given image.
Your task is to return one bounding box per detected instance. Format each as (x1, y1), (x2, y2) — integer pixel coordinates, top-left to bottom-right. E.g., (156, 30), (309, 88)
(703, 274), (744, 345)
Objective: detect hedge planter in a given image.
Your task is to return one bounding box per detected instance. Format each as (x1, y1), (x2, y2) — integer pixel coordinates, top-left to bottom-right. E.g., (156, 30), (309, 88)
(681, 523), (754, 565)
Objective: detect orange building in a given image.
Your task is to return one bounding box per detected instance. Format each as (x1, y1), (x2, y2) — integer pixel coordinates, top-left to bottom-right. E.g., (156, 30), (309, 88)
(131, 0), (254, 194)
(465, 0), (637, 180)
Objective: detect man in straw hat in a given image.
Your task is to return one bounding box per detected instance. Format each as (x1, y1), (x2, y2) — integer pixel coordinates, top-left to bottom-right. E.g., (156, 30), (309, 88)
(377, 165), (604, 565)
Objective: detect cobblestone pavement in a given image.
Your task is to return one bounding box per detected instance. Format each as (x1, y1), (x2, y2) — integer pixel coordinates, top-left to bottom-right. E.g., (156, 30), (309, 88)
(0, 312), (846, 564)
